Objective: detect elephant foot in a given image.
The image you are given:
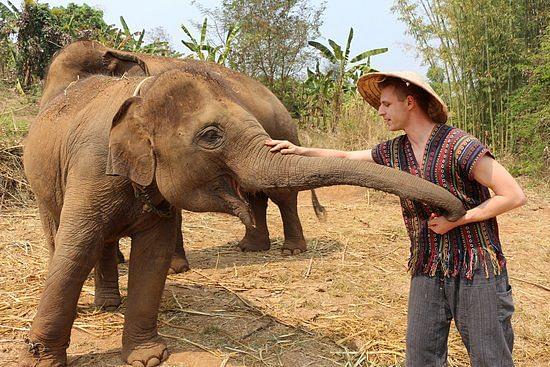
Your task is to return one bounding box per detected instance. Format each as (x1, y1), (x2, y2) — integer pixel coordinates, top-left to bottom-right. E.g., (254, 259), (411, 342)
(94, 292), (121, 311)
(19, 338), (67, 367)
(122, 336), (169, 367)
(238, 235), (270, 252)
(281, 238), (307, 255)
(167, 254), (190, 274)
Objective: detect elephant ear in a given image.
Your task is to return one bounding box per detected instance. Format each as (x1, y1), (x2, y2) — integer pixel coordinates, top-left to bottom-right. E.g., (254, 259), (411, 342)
(102, 50), (149, 76)
(106, 97), (155, 186)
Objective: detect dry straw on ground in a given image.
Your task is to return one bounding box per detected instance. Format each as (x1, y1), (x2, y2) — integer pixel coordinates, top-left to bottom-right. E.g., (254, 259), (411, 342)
(1, 184), (549, 366)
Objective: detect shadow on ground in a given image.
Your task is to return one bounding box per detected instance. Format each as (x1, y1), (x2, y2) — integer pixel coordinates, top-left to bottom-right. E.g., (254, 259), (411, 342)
(66, 275), (347, 367)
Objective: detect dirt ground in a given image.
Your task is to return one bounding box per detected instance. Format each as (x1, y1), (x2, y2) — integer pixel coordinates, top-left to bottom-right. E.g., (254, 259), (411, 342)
(0, 184), (549, 367)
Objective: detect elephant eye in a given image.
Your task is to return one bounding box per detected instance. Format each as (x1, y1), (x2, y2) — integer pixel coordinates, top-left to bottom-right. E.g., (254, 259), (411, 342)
(196, 125), (225, 149)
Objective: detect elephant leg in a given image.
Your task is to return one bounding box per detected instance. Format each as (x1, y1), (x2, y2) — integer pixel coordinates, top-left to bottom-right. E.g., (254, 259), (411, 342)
(168, 212), (190, 274)
(20, 193), (103, 367)
(94, 240), (121, 311)
(268, 190), (307, 255)
(238, 192), (270, 251)
(121, 215), (177, 366)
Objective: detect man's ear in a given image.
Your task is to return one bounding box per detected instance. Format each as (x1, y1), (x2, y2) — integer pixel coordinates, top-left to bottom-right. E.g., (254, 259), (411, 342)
(106, 96), (155, 186)
(406, 95), (416, 110)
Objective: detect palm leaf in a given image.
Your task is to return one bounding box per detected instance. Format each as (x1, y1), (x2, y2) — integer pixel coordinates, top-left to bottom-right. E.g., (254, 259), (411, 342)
(329, 39), (343, 61)
(181, 40), (198, 52)
(0, 2), (12, 16)
(135, 29), (145, 49)
(308, 41), (336, 63)
(200, 18), (208, 46)
(7, 1), (20, 14)
(218, 24), (239, 64)
(344, 28), (354, 62)
(180, 23), (197, 44)
(225, 24), (240, 45)
(119, 16), (131, 36)
(350, 47), (388, 63)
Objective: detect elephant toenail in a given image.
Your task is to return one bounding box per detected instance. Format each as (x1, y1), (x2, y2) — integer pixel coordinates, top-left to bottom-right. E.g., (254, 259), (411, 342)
(131, 361), (145, 367)
(146, 357), (161, 367)
(161, 349), (169, 361)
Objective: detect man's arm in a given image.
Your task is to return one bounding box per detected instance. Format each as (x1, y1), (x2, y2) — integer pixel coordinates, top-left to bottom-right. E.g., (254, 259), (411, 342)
(428, 154), (527, 234)
(265, 139), (374, 161)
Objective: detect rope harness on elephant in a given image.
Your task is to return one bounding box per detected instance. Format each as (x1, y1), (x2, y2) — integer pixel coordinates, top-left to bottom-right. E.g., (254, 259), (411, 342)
(24, 338), (46, 358)
(131, 182), (173, 218)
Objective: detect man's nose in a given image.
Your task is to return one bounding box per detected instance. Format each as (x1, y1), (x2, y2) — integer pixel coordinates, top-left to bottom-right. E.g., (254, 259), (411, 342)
(378, 106), (385, 116)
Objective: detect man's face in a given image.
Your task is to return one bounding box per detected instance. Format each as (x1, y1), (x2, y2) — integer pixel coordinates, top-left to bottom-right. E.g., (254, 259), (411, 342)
(378, 85), (410, 131)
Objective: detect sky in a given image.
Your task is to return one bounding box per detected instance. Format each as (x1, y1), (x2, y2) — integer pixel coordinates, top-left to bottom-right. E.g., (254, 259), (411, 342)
(40, 0), (428, 76)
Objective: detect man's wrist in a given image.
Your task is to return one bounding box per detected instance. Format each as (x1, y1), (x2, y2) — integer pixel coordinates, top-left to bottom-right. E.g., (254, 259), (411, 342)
(299, 146), (310, 156)
(459, 210), (475, 226)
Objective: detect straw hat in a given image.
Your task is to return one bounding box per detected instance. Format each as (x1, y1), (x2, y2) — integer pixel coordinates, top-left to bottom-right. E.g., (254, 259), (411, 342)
(357, 71), (448, 124)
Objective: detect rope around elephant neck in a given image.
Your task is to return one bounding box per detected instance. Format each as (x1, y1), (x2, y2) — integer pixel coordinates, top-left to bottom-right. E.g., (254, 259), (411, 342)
(131, 182), (173, 218)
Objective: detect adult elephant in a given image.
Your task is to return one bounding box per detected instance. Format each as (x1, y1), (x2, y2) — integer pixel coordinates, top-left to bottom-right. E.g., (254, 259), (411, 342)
(41, 40), (326, 269)
(22, 65), (465, 366)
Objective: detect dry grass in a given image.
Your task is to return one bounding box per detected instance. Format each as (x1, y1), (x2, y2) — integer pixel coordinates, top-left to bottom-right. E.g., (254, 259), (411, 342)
(1, 183), (549, 366)
(0, 87), (37, 209)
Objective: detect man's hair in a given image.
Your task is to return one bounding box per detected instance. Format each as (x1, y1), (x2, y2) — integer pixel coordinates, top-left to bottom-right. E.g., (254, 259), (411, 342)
(378, 77), (431, 114)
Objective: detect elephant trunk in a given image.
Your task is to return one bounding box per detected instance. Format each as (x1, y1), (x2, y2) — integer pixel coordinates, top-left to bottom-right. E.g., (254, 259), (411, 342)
(229, 135), (466, 221)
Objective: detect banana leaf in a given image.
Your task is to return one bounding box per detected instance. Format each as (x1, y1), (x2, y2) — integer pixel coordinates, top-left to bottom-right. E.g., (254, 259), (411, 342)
(350, 47), (388, 63)
(120, 16), (130, 37)
(329, 39), (343, 61)
(344, 28), (354, 62)
(180, 23), (198, 44)
(308, 41), (337, 63)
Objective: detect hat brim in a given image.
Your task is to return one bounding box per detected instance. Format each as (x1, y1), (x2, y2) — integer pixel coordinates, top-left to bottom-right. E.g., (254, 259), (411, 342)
(357, 71), (448, 124)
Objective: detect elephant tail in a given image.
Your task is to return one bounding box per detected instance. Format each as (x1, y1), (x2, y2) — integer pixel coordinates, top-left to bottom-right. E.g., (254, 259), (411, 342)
(311, 189), (327, 222)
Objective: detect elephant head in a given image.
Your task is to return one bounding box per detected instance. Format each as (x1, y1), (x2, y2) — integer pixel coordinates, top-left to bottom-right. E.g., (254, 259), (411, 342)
(106, 69), (465, 225)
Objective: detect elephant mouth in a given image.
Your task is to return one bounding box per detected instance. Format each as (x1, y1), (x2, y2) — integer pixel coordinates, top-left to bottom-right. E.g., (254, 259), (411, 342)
(217, 175), (254, 229)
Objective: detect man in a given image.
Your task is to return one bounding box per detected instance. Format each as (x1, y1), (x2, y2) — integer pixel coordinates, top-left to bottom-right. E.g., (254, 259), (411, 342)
(266, 71), (526, 366)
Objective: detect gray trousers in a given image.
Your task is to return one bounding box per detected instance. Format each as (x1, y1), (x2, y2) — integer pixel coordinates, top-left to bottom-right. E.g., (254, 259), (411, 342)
(406, 269), (515, 367)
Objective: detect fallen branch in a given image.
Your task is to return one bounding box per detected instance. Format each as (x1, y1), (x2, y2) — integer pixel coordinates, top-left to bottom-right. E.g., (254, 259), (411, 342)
(510, 276), (550, 292)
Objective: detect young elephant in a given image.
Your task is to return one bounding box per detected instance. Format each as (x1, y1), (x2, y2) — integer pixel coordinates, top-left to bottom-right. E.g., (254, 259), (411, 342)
(22, 69), (465, 366)
(41, 40), (325, 266)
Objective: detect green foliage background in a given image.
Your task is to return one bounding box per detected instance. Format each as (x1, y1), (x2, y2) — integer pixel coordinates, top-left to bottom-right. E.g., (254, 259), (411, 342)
(0, 0), (548, 177)
(393, 0), (549, 175)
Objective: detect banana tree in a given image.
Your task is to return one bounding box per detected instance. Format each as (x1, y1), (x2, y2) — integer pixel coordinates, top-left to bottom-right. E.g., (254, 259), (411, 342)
(302, 61), (335, 130)
(308, 28), (387, 130)
(181, 17), (239, 65)
(112, 16), (145, 52)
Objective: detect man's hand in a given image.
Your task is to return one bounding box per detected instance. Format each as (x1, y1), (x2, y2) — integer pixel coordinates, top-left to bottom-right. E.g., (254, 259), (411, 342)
(265, 139), (306, 155)
(428, 213), (464, 235)
(427, 154), (526, 235)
